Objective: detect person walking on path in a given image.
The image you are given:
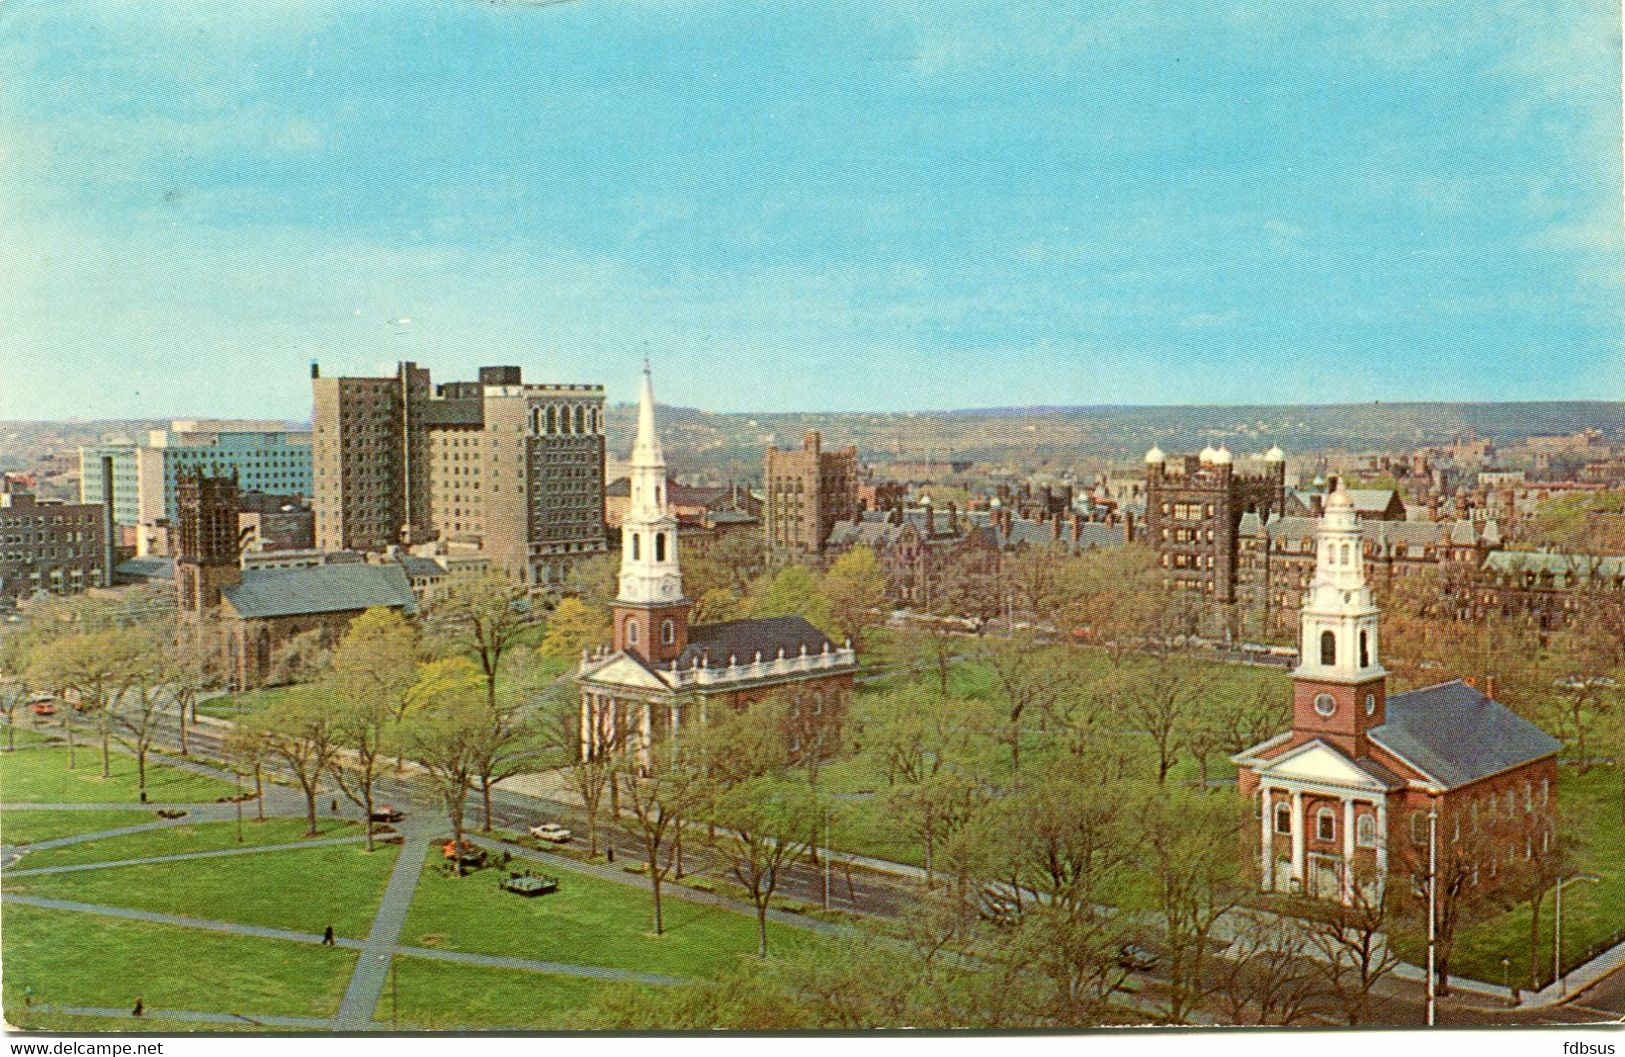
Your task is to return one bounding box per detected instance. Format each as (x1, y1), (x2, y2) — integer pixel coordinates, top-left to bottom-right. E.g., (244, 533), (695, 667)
(323, 924), (336, 946)
(132, 997), (143, 1017)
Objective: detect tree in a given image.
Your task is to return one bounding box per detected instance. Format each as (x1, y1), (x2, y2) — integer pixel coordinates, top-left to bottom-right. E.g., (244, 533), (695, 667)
(1050, 544), (1168, 661)
(27, 627), (147, 779)
(253, 686), (341, 836)
(892, 624), (961, 700)
(712, 777), (822, 957)
(424, 571), (538, 715)
(402, 657), (487, 874)
(821, 547), (888, 648)
(538, 597), (610, 663)
(542, 687), (621, 858)
(616, 751), (702, 935)
(1133, 786), (1248, 1023)
(0, 632), (30, 751)
(107, 625), (169, 803)
(268, 627), (330, 686)
(224, 724), (270, 821)
(164, 612), (225, 758)
(691, 587), (742, 626)
(977, 633), (1073, 773)
(469, 689), (540, 833)
(1106, 655), (1212, 784)
(1215, 911), (1325, 1026)
(748, 566), (838, 640)
(328, 606), (419, 798)
(1301, 873), (1401, 1024)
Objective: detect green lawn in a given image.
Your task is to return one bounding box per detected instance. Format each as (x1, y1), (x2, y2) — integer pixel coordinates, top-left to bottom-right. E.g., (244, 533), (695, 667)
(0, 746), (240, 804)
(5, 840), (398, 939)
(400, 846), (831, 979)
(1, 903), (357, 1025)
(0, 726), (63, 749)
(1, 808), (158, 846)
(1394, 766), (1625, 990)
(196, 683), (328, 721)
(377, 955), (656, 1030)
(17, 816), (361, 869)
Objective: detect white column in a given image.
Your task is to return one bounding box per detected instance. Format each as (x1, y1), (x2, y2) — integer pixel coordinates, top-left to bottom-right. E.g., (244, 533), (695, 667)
(639, 701), (653, 771)
(1375, 795), (1389, 883)
(670, 701), (681, 766)
(579, 692), (592, 762)
(1343, 797), (1357, 904)
(1290, 790), (1306, 890)
(1259, 784), (1274, 891)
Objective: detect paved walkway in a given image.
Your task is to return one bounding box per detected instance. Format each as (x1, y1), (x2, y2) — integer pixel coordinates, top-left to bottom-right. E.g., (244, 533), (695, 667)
(2, 893), (369, 949)
(29, 1003), (332, 1030)
(333, 823), (433, 1029)
(5, 833), (369, 877)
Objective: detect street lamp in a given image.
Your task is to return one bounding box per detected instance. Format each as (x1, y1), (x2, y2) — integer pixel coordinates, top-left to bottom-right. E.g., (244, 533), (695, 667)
(1554, 873), (1602, 995)
(1426, 806), (1438, 1027)
(1501, 956), (1511, 1006)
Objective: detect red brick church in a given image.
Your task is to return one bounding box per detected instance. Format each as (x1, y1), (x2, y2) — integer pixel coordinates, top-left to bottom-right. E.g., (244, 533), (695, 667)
(1234, 481), (1560, 904)
(576, 363), (859, 768)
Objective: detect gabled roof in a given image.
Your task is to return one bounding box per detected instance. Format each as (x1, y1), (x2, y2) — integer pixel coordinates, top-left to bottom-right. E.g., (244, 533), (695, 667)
(1370, 680), (1561, 788)
(680, 615), (836, 669)
(222, 564), (415, 620)
(1256, 739), (1401, 791)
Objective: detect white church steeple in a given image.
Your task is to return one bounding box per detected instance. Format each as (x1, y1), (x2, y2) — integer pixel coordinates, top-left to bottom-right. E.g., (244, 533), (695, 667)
(1293, 479), (1384, 684)
(617, 360), (683, 611)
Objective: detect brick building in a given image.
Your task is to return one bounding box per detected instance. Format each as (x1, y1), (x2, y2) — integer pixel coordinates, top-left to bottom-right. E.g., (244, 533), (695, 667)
(1144, 444), (1288, 603)
(764, 431), (858, 560)
(175, 469), (414, 688)
(1233, 482), (1560, 904)
(578, 366), (858, 768)
(312, 361), (607, 586)
(0, 488), (108, 604)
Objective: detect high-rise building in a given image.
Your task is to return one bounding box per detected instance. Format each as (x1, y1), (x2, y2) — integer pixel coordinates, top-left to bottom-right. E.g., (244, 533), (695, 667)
(1143, 444), (1287, 603)
(764, 430), (858, 560)
(81, 420), (313, 553)
(311, 361), (607, 586)
(0, 482), (108, 604)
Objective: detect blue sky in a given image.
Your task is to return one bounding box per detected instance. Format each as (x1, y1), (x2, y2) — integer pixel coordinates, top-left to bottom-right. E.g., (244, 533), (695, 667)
(0, 0), (1619, 419)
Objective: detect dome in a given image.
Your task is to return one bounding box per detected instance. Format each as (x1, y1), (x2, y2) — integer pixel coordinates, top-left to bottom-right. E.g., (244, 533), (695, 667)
(1198, 445), (1219, 463)
(920, 493), (932, 506)
(1264, 445), (1285, 462)
(1210, 445), (1233, 466)
(989, 496), (1002, 509)
(1325, 480), (1355, 511)
(1144, 444), (1166, 464)
(1312, 474), (1327, 488)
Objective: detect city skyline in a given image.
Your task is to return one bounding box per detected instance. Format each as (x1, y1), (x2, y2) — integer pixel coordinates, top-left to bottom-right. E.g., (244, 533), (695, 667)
(2, 0), (1621, 421)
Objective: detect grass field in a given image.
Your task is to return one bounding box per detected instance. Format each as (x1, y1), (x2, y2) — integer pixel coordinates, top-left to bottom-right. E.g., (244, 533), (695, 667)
(1, 808), (158, 846)
(5, 840), (398, 939)
(400, 846), (830, 979)
(376, 955), (655, 1030)
(1393, 766), (1625, 990)
(0, 745), (239, 804)
(0, 726), (63, 749)
(196, 683), (328, 721)
(1, 903), (357, 1026)
(17, 816), (362, 869)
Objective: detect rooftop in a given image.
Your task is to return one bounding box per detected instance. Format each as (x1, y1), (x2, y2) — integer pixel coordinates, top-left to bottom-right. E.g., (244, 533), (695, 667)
(1370, 679), (1561, 788)
(222, 563), (415, 620)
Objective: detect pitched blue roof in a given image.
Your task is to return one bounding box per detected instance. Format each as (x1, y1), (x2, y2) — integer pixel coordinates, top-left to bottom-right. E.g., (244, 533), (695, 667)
(1371, 680), (1561, 788)
(222, 564), (415, 620)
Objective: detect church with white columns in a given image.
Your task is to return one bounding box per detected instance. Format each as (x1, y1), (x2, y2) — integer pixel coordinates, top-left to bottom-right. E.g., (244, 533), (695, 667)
(1234, 480), (1561, 904)
(575, 362), (859, 770)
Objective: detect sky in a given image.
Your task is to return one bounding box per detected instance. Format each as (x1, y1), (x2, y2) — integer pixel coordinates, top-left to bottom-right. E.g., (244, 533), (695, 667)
(0, 0), (1620, 420)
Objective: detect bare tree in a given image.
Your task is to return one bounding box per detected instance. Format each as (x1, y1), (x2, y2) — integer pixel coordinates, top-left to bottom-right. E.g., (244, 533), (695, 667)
(713, 776), (822, 956)
(252, 687), (341, 836)
(1213, 911), (1325, 1026)
(1302, 871), (1401, 1025)
(616, 753), (702, 935)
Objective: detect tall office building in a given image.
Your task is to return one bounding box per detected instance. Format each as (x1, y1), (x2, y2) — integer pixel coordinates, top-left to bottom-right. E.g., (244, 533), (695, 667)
(764, 430), (858, 560)
(311, 361), (607, 586)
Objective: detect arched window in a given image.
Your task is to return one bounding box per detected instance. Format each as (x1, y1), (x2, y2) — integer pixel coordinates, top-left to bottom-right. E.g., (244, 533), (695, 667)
(631, 533), (640, 561)
(1320, 630), (1336, 666)
(1341, 542), (1352, 565)
(661, 619), (675, 645)
(547, 407), (557, 434)
(1274, 803), (1292, 834)
(1316, 808), (1336, 841)
(1359, 630), (1370, 668)
(625, 619), (639, 645)
(1356, 813), (1376, 848)
(655, 485), (662, 506)
(655, 532), (666, 562)
(574, 405), (585, 433)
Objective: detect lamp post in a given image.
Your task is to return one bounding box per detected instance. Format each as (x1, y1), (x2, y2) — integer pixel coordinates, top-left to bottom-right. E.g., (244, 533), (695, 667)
(1554, 874), (1602, 995)
(822, 807), (832, 911)
(1501, 956), (1510, 1004)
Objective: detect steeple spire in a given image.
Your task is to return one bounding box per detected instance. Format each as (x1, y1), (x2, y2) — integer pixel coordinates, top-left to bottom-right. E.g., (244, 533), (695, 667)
(632, 357), (663, 470)
(614, 360), (688, 662)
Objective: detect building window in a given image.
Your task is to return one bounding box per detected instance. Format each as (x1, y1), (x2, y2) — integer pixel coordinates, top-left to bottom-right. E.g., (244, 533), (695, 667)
(1275, 803), (1292, 835)
(1541, 777), (1550, 805)
(1410, 811), (1429, 845)
(631, 533), (640, 560)
(1314, 693), (1336, 717)
(660, 619), (675, 645)
(1320, 630), (1336, 666)
(1316, 808), (1335, 842)
(1364, 691), (1376, 716)
(1359, 630), (1370, 668)
(626, 619), (639, 645)
(1356, 813), (1376, 848)
(655, 533), (666, 562)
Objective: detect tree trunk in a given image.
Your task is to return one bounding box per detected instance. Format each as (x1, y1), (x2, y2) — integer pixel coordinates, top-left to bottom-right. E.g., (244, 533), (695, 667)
(364, 789), (376, 853)
(481, 779), (494, 833)
(673, 819), (684, 879)
(254, 765), (265, 821)
(67, 726), (76, 768)
(100, 705), (111, 779)
(136, 750), (147, 801)
(756, 903), (769, 958)
(303, 783), (318, 836)
(649, 847), (664, 935)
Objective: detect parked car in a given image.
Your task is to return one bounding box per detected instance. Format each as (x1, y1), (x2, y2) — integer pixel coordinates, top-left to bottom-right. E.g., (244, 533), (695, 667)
(1117, 943), (1161, 973)
(529, 822), (572, 843)
(369, 805), (404, 823)
(28, 697), (56, 717)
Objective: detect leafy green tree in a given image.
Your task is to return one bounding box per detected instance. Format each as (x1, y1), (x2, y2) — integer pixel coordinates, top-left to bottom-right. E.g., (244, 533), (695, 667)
(691, 587), (742, 626)
(327, 608), (418, 849)
(252, 685), (342, 836)
(424, 571), (538, 713)
(748, 566), (838, 639)
(712, 777), (824, 956)
(538, 596), (610, 662)
(27, 627), (148, 778)
(616, 746), (703, 935)
(402, 657), (488, 873)
(822, 546), (888, 647)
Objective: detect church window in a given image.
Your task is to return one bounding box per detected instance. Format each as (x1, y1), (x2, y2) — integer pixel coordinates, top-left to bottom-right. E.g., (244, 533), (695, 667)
(547, 407), (557, 433)
(1410, 811), (1429, 845)
(655, 533), (666, 562)
(1364, 692), (1376, 716)
(1320, 630), (1336, 666)
(1359, 631), (1370, 668)
(631, 533), (640, 561)
(1316, 808), (1335, 841)
(574, 406), (585, 433)
(1274, 803), (1292, 834)
(1356, 814), (1376, 848)
(1541, 778), (1550, 805)
(661, 619), (675, 645)
(626, 619), (639, 645)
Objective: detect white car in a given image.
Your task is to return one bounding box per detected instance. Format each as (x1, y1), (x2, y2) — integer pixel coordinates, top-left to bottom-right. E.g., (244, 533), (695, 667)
(529, 822), (572, 843)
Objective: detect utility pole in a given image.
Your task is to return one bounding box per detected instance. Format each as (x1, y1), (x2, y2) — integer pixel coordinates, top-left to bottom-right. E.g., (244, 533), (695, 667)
(1554, 874), (1602, 995)
(822, 807), (832, 910)
(1427, 805), (1438, 1026)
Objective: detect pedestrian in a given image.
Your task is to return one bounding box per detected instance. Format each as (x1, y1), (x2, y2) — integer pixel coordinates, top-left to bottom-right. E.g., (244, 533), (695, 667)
(132, 997), (143, 1017)
(330, 798), (338, 814)
(323, 924), (336, 946)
